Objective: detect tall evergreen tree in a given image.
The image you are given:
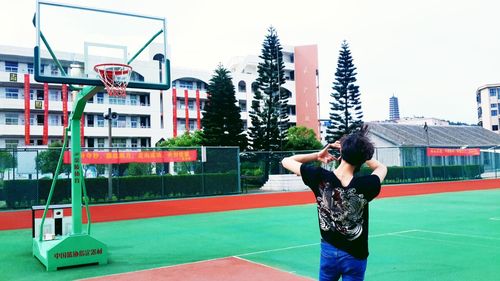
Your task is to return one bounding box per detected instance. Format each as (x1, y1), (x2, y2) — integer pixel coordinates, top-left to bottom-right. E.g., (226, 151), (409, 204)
(201, 65), (247, 150)
(248, 26), (289, 151)
(326, 41), (363, 142)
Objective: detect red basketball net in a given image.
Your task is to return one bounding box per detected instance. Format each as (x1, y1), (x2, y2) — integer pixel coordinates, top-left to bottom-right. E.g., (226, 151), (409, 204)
(94, 63), (132, 97)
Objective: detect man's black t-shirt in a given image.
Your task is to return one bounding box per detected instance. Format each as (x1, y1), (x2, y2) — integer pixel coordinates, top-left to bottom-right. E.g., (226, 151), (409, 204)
(300, 164), (381, 259)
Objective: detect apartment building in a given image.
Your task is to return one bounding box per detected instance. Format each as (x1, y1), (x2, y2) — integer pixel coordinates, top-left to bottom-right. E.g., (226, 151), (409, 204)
(0, 44), (319, 148)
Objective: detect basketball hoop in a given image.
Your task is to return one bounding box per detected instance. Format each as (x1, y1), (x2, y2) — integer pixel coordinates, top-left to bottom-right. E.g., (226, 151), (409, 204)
(94, 63), (132, 97)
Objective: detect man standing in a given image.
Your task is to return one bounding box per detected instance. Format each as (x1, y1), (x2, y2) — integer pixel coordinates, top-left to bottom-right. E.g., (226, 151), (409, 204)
(281, 127), (387, 281)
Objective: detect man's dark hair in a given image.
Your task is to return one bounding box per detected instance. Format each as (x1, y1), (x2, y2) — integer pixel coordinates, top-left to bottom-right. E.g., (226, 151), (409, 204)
(340, 125), (374, 170)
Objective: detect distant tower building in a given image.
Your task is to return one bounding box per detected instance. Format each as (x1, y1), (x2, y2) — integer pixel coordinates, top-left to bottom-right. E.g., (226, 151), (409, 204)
(389, 95), (400, 120)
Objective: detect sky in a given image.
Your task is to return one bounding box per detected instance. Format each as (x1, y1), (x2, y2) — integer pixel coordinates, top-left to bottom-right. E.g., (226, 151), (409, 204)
(2, 0), (500, 124)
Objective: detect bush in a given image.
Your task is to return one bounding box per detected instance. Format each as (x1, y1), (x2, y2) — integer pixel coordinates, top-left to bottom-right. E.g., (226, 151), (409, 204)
(358, 164), (483, 183)
(4, 173), (239, 209)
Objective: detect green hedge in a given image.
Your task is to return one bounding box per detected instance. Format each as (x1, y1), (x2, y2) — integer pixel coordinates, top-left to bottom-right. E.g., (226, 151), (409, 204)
(357, 164), (483, 183)
(4, 173), (239, 209)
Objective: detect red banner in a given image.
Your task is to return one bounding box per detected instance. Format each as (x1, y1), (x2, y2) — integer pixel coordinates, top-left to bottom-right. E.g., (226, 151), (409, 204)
(43, 83), (49, 144)
(184, 89), (189, 133)
(62, 84), (68, 127)
(81, 114), (85, 146)
(24, 74), (30, 145)
(63, 150), (198, 164)
(426, 148), (480, 157)
(196, 89), (201, 129)
(173, 88), (177, 137)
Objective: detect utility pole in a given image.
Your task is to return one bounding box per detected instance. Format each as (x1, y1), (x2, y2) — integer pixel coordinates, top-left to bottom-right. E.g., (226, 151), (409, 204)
(424, 122), (433, 179)
(103, 108), (117, 200)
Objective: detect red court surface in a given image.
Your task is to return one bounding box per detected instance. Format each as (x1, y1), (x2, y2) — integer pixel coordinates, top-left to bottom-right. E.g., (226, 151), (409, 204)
(81, 257), (313, 281)
(2, 178), (500, 231)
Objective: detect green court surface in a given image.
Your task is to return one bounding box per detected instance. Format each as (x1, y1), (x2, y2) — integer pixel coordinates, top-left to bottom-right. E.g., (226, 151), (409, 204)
(0, 189), (499, 281)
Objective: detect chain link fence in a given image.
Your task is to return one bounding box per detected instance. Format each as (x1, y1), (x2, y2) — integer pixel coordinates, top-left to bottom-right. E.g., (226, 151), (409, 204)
(0, 146), (239, 209)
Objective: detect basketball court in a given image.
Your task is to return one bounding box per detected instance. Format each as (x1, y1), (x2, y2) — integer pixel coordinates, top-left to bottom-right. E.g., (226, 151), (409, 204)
(0, 187), (499, 280)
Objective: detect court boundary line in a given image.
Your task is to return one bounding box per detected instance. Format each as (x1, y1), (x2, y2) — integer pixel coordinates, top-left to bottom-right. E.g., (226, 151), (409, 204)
(232, 256), (313, 279)
(390, 232), (500, 250)
(413, 229), (500, 241)
(490, 217), (500, 221)
(235, 229), (419, 257)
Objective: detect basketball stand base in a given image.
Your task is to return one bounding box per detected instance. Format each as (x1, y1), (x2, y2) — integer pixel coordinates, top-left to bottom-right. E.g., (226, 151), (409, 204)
(33, 234), (107, 271)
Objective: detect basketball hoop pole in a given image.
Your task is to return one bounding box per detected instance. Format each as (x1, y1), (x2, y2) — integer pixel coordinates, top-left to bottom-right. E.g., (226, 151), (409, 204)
(33, 85), (107, 271)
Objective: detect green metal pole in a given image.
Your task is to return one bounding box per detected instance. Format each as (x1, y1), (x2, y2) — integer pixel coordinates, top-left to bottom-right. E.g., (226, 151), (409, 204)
(69, 85), (102, 235)
(127, 30), (163, 65)
(70, 118), (83, 234)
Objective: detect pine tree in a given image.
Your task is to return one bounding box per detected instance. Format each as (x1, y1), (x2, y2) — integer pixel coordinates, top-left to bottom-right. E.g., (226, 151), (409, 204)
(248, 26), (289, 151)
(201, 65), (247, 150)
(326, 41), (363, 142)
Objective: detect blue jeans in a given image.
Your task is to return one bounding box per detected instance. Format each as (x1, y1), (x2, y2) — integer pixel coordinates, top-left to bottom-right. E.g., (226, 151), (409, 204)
(319, 240), (367, 281)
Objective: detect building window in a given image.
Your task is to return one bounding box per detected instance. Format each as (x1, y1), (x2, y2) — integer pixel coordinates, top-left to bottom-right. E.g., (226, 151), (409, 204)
(177, 119), (186, 134)
(289, 54), (294, 63)
(97, 138), (105, 148)
(5, 88), (19, 99)
(196, 81), (203, 90)
(130, 116), (138, 128)
(288, 105), (296, 115)
(27, 63), (34, 74)
(117, 116), (126, 128)
(96, 92), (104, 104)
(87, 115), (94, 127)
(5, 113), (19, 125)
(492, 110), (498, 117)
(239, 100), (247, 112)
(5, 61), (18, 72)
(493, 125), (499, 131)
(492, 104), (498, 109)
(131, 138), (138, 148)
(177, 99), (185, 110)
(112, 138), (127, 148)
(251, 82), (259, 93)
(188, 100), (195, 110)
(50, 64), (59, 76)
(112, 116), (126, 128)
(49, 115), (60, 126)
(109, 96), (126, 105)
(179, 80), (193, 89)
(97, 115), (105, 127)
(189, 120), (196, 131)
(5, 139), (19, 149)
(49, 90), (61, 101)
(129, 94), (138, 105)
(36, 115), (44, 125)
(490, 88), (497, 97)
(238, 81), (247, 92)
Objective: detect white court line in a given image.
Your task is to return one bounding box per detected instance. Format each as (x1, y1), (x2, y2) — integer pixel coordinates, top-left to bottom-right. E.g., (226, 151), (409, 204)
(236, 229), (418, 257)
(415, 229), (500, 241)
(233, 256), (314, 280)
(236, 242), (319, 257)
(490, 217), (500, 221)
(369, 229), (419, 238)
(390, 233), (500, 250)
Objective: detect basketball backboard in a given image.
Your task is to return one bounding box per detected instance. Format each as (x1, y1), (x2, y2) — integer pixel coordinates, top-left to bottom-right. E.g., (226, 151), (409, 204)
(34, 0), (170, 90)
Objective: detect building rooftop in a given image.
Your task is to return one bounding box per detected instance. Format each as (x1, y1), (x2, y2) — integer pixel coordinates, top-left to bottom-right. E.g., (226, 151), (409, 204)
(368, 122), (500, 147)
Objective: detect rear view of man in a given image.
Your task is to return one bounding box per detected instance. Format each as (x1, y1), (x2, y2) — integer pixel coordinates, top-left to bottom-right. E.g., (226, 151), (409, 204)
(281, 126), (387, 281)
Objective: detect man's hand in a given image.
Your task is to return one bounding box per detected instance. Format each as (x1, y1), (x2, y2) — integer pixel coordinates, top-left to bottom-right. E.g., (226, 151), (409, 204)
(317, 141), (341, 164)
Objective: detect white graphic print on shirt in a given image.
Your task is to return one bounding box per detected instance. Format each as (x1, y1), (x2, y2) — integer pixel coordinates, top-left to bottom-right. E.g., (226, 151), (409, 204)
(317, 181), (367, 241)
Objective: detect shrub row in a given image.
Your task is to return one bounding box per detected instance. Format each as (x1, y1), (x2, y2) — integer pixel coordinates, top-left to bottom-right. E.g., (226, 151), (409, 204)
(4, 173), (238, 209)
(357, 164), (483, 183)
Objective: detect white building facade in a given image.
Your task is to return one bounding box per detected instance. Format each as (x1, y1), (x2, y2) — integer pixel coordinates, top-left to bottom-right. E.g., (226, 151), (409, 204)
(476, 83), (500, 133)
(0, 44), (319, 148)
